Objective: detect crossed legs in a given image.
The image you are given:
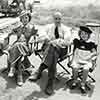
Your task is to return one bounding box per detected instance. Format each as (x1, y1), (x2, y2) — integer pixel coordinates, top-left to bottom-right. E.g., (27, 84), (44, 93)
(29, 43), (67, 95)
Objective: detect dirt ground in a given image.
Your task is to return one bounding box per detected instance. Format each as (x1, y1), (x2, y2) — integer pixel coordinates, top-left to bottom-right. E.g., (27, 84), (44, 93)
(0, 18), (100, 100)
(1, 48), (100, 100)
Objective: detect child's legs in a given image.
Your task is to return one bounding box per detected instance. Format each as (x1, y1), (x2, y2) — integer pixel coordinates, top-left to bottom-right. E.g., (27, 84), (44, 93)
(72, 62), (80, 81)
(81, 62), (92, 84)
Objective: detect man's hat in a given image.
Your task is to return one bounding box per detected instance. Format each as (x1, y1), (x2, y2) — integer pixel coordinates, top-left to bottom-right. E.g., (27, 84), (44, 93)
(80, 26), (92, 34)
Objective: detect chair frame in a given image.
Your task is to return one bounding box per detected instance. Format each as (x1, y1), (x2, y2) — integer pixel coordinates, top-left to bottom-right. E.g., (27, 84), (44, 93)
(34, 41), (96, 82)
(0, 34), (34, 75)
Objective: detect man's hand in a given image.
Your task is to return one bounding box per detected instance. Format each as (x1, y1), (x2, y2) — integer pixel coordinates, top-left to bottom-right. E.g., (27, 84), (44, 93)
(50, 39), (64, 47)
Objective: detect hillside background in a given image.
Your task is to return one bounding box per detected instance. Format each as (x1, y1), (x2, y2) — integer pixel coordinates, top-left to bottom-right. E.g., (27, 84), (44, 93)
(31, 0), (100, 26)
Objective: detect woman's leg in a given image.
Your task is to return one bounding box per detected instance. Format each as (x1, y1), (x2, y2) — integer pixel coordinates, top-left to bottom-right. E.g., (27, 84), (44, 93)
(8, 60), (16, 77)
(17, 60), (23, 86)
(23, 56), (31, 69)
(29, 63), (48, 81)
(29, 43), (54, 81)
(8, 44), (20, 77)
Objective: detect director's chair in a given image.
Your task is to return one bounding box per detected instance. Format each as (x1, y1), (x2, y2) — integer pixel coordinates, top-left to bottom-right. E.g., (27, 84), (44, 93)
(34, 40), (96, 83)
(66, 23), (100, 93)
(34, 41), (73, 76)
(0, 32), (37, 76)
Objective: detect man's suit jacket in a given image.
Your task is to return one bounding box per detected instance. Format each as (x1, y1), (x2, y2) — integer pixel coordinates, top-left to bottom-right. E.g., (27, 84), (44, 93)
(40, 23), (72, 48)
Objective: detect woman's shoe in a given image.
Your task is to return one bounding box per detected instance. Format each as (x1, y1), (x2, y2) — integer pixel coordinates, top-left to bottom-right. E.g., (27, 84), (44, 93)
(70, 80), (78, 89)
(17, 81), (23, 86)
(17, 75), (23, 86)
(29, 71), (42, 82)
(70, 82), (77, 89)
(80, 83), (87, 94)
(29, 63), (47, 82)
(8, 67), (15, 77)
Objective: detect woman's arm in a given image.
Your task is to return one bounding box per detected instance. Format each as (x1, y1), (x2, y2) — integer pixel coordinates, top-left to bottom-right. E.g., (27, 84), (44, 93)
(7, 26), (22, 39)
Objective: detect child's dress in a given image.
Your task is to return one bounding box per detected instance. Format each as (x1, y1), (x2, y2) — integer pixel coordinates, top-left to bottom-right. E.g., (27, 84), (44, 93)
(72, 38), (97, 70)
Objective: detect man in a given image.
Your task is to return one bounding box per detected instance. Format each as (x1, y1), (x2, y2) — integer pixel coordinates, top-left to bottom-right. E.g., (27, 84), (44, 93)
(29, 12), (71, 95)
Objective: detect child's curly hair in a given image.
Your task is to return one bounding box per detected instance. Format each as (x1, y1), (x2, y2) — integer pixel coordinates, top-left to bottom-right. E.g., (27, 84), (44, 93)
(78, 26), (92, 39)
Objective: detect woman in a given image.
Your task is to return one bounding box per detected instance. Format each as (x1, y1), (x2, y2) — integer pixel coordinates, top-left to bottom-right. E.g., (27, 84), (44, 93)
(29, 12), (71, 95)
(7, 11), (37, 86)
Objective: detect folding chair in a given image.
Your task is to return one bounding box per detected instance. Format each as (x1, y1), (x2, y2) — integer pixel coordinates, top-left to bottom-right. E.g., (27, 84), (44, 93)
(66, 23), (100, 92)
(0, 35), (10, 73)
(66, 58), (97, 90)
(0, 34), (35, 76)
(34, 41), (96, 82)
(34, 37), (73, 81)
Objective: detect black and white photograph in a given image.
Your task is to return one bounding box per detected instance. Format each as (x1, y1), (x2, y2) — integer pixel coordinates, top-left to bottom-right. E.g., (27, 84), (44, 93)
(0, 0), (100, 100)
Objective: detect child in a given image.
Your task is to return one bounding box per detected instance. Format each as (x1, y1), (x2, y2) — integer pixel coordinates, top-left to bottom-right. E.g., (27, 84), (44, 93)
(71, 26), (97, 93)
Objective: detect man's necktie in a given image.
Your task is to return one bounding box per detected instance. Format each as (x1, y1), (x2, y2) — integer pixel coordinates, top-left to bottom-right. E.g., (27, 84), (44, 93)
(54, 26), (59, 39)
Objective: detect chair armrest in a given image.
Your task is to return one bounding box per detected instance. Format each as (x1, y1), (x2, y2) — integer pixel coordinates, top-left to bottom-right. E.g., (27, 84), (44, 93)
(58, 53), (73, 62)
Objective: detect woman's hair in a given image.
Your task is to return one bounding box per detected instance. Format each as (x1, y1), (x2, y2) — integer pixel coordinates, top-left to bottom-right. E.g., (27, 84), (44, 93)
(20, 13), (32, 22)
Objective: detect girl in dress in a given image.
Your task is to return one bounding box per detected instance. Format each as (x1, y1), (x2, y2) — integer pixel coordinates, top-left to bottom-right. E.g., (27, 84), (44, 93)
(71, 26), (97, 93)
